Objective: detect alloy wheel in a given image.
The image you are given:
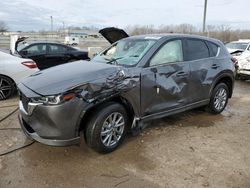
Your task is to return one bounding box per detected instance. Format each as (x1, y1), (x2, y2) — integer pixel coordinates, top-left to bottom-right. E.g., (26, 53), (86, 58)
(101, 112), (125, 147)
(0, 77), (12, 100)
(213, 88), (227, 111)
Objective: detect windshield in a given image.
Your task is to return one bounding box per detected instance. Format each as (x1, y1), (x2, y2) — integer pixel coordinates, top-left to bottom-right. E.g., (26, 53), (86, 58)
(92, 39), (156, 66)
(226, 42), (248, 50)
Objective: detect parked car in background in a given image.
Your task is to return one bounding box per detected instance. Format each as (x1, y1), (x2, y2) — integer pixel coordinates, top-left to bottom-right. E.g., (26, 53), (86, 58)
(17, 41), (89, 70)
(226, 40), (250, 57)
(64, 36), (79, 46)
(18, 27), (235, 154)
(235, 51), (250, 80)
(0, 51), (38, 100)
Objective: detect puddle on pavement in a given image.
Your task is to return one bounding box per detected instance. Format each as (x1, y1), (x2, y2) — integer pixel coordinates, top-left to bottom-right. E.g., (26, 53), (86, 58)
(1, 81), (250, 188)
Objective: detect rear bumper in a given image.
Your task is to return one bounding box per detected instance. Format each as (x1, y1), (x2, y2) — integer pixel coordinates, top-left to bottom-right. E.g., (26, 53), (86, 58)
(19, 114), (80, 146)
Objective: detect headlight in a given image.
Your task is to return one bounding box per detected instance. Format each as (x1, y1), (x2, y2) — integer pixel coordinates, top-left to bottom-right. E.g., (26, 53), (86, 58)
(31, 93), (76, 105)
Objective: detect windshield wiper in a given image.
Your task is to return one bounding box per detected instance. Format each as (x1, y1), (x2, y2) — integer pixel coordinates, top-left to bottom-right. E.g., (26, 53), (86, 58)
(106, 57), (124, 65)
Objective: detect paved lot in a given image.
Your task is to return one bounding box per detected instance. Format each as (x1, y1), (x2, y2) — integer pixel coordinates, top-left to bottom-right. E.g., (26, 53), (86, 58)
(0, 81), (250, 188)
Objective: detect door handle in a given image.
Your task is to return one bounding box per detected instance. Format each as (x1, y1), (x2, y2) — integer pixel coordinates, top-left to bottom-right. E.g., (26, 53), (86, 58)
(211, 64), (220, 69)
(176, 71), (188, 77)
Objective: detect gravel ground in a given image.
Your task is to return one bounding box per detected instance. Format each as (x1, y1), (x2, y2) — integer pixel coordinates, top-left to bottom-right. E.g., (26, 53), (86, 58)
(0, 80), (250, 188)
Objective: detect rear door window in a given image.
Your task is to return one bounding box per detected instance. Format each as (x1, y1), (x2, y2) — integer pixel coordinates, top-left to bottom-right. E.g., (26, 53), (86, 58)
(48, 44), (68, 53)
(25, 44), (47, 55)
(185, 39), (209, 61)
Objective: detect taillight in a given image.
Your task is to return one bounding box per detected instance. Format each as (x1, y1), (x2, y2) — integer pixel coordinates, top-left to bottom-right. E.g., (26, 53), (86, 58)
(21, 61), (37, 69)
(231, 57), (238, 65)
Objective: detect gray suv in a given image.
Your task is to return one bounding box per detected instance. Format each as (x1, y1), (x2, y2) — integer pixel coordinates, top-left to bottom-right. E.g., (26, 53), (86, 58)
(18, 28), (235, 153)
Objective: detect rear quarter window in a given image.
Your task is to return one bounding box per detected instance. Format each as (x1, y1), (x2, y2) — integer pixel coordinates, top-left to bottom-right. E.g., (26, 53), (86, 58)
(207, 42), (219, 57)
(185, 39), (210, 61)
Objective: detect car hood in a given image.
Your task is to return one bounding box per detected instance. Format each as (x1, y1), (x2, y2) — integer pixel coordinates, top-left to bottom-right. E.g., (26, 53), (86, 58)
(20, 60), (125, 96)
(99, 27), (129, 44)
(227, 48), (244, 54)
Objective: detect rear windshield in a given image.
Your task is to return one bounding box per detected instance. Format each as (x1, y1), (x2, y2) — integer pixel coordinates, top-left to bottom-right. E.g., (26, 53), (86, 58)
(226, 42), (248, 50)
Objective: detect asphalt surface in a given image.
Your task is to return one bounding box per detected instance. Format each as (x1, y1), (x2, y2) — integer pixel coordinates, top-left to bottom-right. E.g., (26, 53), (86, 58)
(0, 80), (250, 188)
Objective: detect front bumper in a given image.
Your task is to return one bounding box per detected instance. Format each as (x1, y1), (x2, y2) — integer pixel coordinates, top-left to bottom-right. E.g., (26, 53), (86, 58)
(18, 85), (87, 146)
(18, 114), (80, 146)
(237, 69), (250, 79)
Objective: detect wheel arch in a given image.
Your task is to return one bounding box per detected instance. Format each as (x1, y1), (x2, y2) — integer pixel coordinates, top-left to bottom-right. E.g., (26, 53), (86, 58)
(210, 72), (234, 98)
(0, 74), (16, 87)
(77, 95), (136, 134)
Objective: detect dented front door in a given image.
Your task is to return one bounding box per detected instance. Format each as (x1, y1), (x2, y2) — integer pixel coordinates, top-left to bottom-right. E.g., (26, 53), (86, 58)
(140, 63), (190, 116)
(140, 39), (190, 116)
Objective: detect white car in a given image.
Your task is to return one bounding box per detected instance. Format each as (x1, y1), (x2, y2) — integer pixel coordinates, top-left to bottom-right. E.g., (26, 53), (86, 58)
(236, 51), (250, 80)
(0, 51), (38, 100)
(226, 40), (250, 57)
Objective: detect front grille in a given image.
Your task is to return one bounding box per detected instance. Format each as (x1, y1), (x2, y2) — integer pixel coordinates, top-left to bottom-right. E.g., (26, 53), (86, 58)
(20, 92), (29, 112)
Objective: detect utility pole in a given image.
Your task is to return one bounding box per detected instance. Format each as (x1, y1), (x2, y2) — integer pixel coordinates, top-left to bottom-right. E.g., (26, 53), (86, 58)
(62, 21), (65, 31)
(202, 0), (207, 33)
(50, 16), (53, 32)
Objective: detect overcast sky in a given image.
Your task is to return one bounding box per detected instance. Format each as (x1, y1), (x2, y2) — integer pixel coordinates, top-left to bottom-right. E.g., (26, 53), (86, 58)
(1, 0), (250, 31)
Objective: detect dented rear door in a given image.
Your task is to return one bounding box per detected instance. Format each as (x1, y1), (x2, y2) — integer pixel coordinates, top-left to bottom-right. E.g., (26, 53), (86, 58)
(183, 38), (221, 102)
(140, 39), (190, 116)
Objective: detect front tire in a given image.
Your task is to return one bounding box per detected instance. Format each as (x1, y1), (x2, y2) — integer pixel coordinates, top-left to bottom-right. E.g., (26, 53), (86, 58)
(85, 103), (129, 153)
(207, 83), (229, 114)
(0, 76), (15, 100)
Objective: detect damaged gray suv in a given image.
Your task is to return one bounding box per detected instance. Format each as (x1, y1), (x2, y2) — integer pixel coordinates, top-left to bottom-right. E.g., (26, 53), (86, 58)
(18, 27), (235, 153)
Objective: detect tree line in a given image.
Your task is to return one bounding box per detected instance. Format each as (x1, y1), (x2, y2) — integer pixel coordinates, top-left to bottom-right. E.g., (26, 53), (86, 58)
(125, 24), (250, 43)
(2, 20), (250, 43)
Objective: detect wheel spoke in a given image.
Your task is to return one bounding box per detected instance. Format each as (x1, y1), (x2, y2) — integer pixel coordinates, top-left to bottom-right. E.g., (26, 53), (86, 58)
(0, 85), (11, 91)
(0, 90), (6, 99)
(218, 102), (222, 110)
(112, 113), (118, 123)
(113, 133), (118, 142)
(0, 79), (2, 87)
(215, 101), (220, 109)
(103, 134), (111, 144)
(107, 134), (112, 146)
(115, 122), (124, 128)
(115, 116), (123, 124)
(101, 129), (110, 136)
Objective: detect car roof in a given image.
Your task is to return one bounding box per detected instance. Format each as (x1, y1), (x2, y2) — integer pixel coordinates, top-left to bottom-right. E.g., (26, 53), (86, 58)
(27, 41), (66, 45)
(125, 33), (221, 44)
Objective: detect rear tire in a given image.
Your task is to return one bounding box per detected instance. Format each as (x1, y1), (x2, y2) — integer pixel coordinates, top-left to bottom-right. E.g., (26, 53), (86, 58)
(0, 76), (15, 100)
(85, 103), (129, 153)
(206, 83), (229, 114)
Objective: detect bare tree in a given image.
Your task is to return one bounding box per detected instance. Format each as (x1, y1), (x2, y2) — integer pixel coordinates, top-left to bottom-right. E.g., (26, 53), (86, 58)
(125, 24), (250, 42)
(0, 21), (8, 32)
